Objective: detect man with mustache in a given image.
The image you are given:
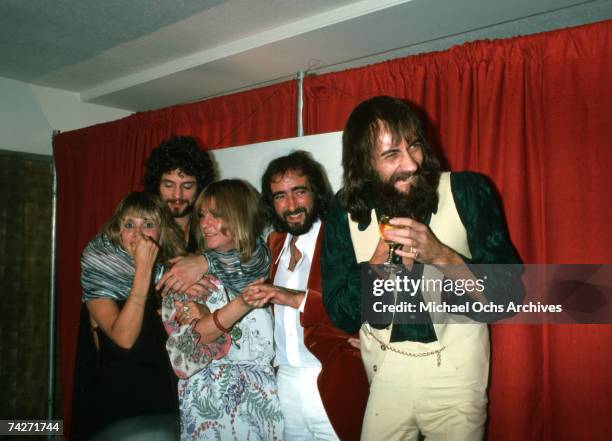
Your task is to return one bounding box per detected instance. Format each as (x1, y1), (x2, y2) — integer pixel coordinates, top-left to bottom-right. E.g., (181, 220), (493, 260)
(244, 151), (369, 441)
(144, 136), (223, 296)
(143, 135), (215, 252)
(322, 96), (523, 440)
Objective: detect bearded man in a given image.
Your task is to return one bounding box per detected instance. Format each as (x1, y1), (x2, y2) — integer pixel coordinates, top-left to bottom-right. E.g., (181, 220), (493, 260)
(243, 151), (369, 441)
(145, 136), (220, 295)
(321, 96), (523, 441)
(143, 135), (215, 252)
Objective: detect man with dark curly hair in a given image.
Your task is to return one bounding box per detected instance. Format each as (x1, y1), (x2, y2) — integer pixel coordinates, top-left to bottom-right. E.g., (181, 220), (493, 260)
(143, 136), (215, 252)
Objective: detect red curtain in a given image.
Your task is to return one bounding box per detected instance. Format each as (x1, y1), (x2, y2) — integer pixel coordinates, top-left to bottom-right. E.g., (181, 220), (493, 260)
(53, 81), (296, 435)
(304, 20), (612, 441)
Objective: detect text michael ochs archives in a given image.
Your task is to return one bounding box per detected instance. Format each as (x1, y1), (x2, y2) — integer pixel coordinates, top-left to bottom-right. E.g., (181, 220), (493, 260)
(369, 274), (562, 315)
(361, 264), (612, 325)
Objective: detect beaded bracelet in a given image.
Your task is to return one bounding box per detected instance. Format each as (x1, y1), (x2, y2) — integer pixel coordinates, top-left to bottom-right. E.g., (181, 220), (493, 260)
(212, 309), (231, 333)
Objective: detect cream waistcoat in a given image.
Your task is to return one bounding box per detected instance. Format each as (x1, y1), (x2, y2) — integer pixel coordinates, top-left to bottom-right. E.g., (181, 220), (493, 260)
(348, 172), (489, 382)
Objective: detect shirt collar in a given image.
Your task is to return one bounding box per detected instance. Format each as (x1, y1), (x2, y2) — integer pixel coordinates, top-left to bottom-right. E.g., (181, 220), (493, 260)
(274, 219), (322, 265)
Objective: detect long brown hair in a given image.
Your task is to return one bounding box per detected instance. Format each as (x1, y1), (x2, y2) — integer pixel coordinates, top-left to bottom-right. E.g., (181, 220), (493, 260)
(340, 96), (441, 224)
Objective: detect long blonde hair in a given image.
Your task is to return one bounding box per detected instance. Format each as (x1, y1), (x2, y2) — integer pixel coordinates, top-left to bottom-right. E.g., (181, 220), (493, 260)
(194, 179), (264, 261)
(103, 192), (185, 263)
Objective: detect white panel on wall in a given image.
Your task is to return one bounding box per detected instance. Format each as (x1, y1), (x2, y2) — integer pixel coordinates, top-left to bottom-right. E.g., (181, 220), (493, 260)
(212, 131), (343, 192)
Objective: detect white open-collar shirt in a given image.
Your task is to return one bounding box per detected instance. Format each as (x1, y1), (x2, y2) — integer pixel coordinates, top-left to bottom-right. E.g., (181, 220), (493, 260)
(273, 219), (321, 367)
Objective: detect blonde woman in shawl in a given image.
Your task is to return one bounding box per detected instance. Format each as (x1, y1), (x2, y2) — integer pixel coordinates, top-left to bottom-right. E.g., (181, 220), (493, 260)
(79, 192), (184, 439)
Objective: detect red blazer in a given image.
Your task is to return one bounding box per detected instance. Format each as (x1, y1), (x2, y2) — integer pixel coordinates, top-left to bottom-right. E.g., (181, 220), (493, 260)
(268, 228), (369, 441)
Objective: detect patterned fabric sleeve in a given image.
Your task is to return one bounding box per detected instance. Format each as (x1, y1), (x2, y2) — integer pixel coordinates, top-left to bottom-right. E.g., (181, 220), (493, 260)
(321, 193), (365, 334)
(162, 291), (231, 379)
(447, 171), (525, 321)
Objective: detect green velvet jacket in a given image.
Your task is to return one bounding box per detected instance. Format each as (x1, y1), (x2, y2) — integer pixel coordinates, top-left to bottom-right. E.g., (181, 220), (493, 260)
(321, 171), (523, 338)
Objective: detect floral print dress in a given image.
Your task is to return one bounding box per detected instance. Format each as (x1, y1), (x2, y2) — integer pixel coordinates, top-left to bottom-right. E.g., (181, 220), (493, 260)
(177, 283), (283, 440)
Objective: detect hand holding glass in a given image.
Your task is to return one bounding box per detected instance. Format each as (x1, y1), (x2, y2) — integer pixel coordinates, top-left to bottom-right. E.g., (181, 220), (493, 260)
(378, 214), (401, 265)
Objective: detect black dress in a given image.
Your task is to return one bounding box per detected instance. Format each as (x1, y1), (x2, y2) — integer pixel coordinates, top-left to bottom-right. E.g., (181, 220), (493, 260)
(71, 294), (178, 440)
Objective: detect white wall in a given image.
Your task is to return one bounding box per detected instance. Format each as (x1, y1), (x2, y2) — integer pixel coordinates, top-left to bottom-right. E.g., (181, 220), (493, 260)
(213, 132), (344, 192)
(0, 76), (131, 156)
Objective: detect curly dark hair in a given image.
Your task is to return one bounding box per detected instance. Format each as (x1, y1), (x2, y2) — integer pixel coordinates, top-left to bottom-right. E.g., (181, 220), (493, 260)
(340, 96), (441, 224)
(260, 150), (333, 232)
(143, 136), (216, 194)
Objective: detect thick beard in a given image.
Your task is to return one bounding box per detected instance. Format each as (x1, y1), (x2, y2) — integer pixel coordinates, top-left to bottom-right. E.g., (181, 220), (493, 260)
(168, 200), (193, 218)
(375, 170), (439, 222)
(280, 207), (318, 236)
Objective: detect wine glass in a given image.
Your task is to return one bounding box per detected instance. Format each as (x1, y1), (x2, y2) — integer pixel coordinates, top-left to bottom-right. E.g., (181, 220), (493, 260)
(378, 214), (401, 265)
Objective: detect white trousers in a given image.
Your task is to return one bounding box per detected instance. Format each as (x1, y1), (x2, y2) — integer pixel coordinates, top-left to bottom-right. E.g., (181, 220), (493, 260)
(360, 339), (488, 441)
(277, 365), (339, 441)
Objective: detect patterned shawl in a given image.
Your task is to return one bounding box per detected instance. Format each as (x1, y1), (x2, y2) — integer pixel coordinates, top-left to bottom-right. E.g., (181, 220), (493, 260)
(81, 234), (163, 302)
(203, 236), (271, 298)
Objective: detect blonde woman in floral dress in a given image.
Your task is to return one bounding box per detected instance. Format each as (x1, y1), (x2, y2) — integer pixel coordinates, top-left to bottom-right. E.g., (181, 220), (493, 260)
(163, 179), (283, 440)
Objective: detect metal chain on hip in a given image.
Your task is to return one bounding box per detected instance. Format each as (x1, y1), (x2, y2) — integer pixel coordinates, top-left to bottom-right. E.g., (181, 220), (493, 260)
(366, 327), (446, 367)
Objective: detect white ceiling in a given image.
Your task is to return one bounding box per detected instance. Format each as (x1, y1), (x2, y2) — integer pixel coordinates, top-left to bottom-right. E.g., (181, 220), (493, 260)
(1, 0), (611, 112)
